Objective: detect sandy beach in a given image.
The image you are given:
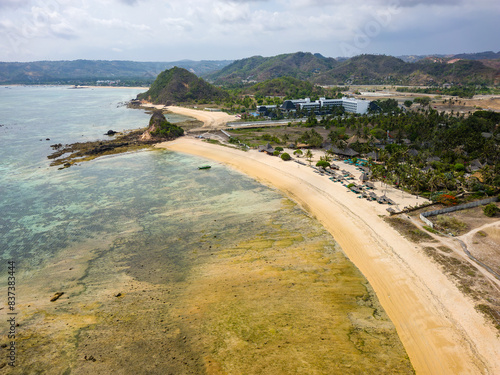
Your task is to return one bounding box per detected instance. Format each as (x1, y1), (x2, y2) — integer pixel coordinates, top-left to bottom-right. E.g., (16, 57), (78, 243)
(140, 102), (239, 130)
(157, 137), (500, 375)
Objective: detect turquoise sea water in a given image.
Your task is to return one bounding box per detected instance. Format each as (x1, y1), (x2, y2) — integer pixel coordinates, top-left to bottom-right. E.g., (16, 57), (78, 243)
(0, 85), (285, 268)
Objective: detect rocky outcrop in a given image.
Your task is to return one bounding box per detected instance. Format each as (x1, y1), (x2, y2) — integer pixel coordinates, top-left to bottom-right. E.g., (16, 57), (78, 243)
(140, 110), (184, 141)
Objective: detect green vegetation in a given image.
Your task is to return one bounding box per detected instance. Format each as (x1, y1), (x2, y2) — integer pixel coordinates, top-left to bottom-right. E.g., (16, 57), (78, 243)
(316, 160), (330, 168)
(137, 67), (228, 104)
(371, 98), (401, 113)
(298, 129), (323, 147)
(207, 52), (499, 86)
(206, 52), (339, 84)
(423, 225), (439, 234)
(148, 111), (184, 139)
(243, 76), (343, 100)
(413, 97), (431, 106)
(483, 203), (499, 217)
(281, 152), (291, 161)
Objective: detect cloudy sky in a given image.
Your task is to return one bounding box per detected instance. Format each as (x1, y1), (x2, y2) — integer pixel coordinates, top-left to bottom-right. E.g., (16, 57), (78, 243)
(1, 0), (499, 62)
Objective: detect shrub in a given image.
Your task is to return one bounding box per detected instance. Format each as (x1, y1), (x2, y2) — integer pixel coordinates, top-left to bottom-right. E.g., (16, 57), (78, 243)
(281, 152), (291, 161)
(439, 194), (457, 206)
(316, 160), (330, 168)
(275, 146), (284, 152)
(293, 149), (303, 157)
(435, 215), (467, 234)
(483, 203), (499, 217)
(273, 150), (280, 156)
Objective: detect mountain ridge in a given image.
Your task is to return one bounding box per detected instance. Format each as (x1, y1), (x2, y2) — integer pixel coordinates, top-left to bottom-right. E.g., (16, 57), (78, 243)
(206, 52), (500, 86)
(1, 51), (499, 85)
(0, 59), (232, 84)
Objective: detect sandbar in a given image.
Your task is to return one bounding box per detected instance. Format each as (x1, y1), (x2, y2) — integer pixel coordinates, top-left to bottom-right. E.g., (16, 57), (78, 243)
(156, 136), (500, 375)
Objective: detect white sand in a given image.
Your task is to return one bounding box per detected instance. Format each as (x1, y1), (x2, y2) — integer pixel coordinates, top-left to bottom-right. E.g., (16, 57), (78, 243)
(140, 103), (238, 130)
(156, 137), (500, 375)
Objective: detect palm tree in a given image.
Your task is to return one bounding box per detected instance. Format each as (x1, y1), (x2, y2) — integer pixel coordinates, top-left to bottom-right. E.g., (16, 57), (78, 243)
(305, 149), (313, 166)
(293, 149), (303, 158)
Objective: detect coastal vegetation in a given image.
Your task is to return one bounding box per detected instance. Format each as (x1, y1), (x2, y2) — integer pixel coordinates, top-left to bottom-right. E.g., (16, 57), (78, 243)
(226, 103), (499, 202)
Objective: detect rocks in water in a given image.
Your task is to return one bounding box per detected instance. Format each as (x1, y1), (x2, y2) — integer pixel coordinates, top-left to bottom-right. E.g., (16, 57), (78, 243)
(50, 143), (63, 150)
(106, 130), (118, 136)
(88, 142), (129, 155)
(50, 292), (64, 302)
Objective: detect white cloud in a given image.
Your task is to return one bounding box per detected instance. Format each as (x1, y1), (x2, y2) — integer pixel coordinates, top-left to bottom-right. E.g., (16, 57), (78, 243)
(0, 0), (498, 61)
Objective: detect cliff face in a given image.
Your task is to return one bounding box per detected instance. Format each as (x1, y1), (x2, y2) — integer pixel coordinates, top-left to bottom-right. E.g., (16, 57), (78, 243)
(136, 67), (228, 105)
(141, 110), (184, 141)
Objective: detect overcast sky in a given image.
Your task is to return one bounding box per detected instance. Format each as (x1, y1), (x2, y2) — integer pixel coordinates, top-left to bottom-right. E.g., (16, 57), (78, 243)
(1, 0), (498, 62)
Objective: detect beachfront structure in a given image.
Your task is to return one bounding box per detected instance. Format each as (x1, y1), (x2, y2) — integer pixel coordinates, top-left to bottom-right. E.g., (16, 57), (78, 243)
(282, 97), (371, 114)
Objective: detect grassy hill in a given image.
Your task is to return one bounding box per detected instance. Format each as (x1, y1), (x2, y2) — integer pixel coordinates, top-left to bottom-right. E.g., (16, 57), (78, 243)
(136, 67), (229, 105)
(206, 52), (338, 84)
(206, 52), (499, 86)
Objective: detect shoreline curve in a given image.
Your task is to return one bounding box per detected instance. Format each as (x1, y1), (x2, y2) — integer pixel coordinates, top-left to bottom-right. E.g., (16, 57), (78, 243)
(157, 136), (500, 375)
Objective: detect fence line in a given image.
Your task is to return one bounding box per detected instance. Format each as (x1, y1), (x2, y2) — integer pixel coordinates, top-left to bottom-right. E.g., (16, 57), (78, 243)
(420, 197), (498, 228)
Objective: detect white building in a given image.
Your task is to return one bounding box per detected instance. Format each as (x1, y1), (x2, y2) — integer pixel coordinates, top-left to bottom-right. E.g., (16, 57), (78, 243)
(340, 97), (370, 114)
(319, 98), (344, 109)
(282, 96), (370, 114)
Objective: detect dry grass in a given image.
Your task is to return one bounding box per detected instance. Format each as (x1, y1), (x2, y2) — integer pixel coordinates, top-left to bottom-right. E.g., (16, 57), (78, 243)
(433, 215), (468, 236)
(385, 217), (436, 243)
(422, 246), (500, 331)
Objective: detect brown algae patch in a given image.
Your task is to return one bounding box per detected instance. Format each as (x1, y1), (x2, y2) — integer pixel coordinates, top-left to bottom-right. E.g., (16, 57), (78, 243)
(179, 200), (414, 374)
(4, 197), (413, 374)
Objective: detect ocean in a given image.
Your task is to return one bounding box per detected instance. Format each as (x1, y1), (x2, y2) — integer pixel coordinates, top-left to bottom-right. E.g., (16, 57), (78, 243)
(0, 86), (413, 373)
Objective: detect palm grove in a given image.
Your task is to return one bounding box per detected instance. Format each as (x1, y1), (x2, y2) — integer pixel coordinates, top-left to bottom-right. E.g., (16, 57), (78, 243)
(231, 102), (499, 201)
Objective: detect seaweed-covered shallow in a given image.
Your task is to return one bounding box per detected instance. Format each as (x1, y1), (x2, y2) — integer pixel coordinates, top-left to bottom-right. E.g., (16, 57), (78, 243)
(11, 192), (414, 374)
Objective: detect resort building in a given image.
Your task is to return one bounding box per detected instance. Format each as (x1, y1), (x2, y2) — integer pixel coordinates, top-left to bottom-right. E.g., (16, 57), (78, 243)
(341, 97), (370, 114)
(256, 105), (277, 116)
(281, 97), (371, 114)
(298, 98), (321, 111)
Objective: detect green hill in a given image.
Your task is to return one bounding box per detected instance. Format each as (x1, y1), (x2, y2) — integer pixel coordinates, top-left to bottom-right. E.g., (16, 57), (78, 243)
(206, 52), (338, 84)
(136, 67), (229, 105)
(206, 52), (499, 86)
